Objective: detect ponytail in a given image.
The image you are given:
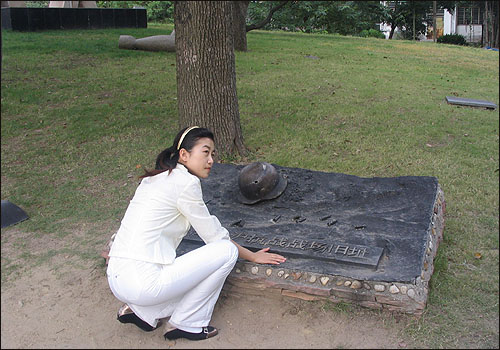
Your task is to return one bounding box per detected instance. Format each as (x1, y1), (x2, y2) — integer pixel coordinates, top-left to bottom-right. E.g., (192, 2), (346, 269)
(139, 145), (179, 179)
(155, 145), (180, 170)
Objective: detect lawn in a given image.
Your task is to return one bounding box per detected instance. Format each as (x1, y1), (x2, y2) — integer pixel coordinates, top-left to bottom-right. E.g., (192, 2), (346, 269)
(1, 23), (498, 348)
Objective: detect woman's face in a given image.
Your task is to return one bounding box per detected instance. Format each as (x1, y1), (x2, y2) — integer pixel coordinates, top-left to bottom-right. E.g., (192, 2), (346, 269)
(179, 137), (215, 179)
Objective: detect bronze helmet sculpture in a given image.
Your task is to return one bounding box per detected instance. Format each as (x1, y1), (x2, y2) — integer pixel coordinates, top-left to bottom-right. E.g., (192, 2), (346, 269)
(238, 162), (287, 204)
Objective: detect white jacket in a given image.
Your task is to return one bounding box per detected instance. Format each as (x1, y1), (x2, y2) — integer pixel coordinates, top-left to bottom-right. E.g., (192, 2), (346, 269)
(108, 163), (229, 265)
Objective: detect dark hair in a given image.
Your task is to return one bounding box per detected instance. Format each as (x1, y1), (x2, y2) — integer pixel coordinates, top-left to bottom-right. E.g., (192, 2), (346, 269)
(140, 127), (214, 179)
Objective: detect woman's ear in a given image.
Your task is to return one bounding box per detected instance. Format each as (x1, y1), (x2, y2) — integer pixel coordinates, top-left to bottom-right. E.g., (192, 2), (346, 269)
(178, 148), (189, 163)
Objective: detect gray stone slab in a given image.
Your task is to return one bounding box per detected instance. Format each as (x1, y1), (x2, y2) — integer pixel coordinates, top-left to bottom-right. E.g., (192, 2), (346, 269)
(177, 163), (446, 315)
(445, 96), (497, 109)
(177, 163), (439, 283)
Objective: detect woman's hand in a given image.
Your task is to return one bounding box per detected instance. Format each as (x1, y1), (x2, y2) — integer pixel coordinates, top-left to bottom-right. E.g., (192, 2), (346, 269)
(231, 239), (286, 265)
(252, 247), (286, 265)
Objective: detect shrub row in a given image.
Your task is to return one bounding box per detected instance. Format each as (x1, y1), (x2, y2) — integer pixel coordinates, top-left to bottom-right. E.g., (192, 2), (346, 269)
(437, 34), (467, 45)
(358, 28), (386, 39)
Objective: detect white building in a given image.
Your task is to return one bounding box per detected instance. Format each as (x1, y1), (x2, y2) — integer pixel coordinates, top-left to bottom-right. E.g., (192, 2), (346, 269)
(443, 6), (484, 43)
(380, 3), (484, 43)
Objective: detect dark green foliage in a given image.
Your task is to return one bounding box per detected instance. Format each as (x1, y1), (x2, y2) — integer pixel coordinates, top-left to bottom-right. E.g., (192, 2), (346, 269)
(437, 33), (467, 45)
(382, 1), (431, 40)
(96, 1), (136, 9)
(358, 28), (386, 39)
(247, 1), (386, 36)
(96, 1), (173, 23)
(140, 1), (173, 23)
(25, 1), (49, 7)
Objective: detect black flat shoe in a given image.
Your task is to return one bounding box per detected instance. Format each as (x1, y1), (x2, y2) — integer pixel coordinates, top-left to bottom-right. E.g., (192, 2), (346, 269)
(164, 326), (218, 341)
(117, 304), (157, 332)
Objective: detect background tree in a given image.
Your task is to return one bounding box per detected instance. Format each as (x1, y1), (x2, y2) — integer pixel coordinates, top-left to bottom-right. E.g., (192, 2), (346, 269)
(481, 1), (498, 47)
(382, 1), (410, 39)
(248, 1), (332, 33)
(174, 1), (246, 158)
(492, 1), (499, 47)
(246, 1), (385, 36)
(232, 1), (250, 52)
(97, 1), (174, 23)
(233, 1), (289, 51)
(400, 1), (432, 40)
(245, 0), (289, 31)
(320, 1), (386, 35)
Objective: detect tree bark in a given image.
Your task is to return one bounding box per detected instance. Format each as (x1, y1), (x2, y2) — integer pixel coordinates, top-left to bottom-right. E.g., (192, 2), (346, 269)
(413, 8), (416, 41)
(174, 1), (246, 158)
(492, 1), (499, 48)
(484, 1), (489, 46)
(388, 1), (398, 40)
(233, 1), (249, 51)
(232, 1), (288, 51)
(433, 1), (437, 42)
(388, 25), (396, 39)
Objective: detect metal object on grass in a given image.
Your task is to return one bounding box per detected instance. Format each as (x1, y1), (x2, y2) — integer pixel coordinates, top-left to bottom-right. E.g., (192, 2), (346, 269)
(445, 96), (497, 109)
(1, 200), (29, 228)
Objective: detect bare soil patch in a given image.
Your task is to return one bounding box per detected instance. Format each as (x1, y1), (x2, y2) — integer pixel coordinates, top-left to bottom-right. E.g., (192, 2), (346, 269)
(1, 250), (413, 349)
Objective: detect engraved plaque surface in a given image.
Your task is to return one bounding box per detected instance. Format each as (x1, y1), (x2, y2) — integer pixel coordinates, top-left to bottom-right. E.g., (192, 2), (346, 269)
(177, 162), (439, 283)
(185, 232), (384, 268)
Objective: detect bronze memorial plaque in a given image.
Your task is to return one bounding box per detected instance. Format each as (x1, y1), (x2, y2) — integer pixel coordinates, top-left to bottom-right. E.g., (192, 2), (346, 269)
(185, 231), (384, 269)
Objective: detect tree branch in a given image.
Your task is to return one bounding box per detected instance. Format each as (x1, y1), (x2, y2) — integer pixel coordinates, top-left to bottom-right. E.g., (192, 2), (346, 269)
(246, 1), (289, 32)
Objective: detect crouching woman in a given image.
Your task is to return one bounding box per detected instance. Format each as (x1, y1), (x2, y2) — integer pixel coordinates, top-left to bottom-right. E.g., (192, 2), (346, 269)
(106, 126), (286, 341)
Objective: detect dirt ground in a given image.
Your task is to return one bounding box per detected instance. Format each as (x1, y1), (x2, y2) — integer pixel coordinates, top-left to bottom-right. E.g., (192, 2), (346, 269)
(1, 229), (413, 349)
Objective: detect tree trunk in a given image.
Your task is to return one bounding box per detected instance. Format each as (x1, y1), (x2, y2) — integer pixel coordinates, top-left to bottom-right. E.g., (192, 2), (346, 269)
(389, 25), (396, 39)
(484, 1), (489, 46)
(413, 8), (416, 40)
(233, 1), (288, 51)
(388, 1), (397, 40)
(492, 1), (499, 48)
(174, 1), (246, 158)
(233, 1), (249, 52)
(433, 1), (437, 42)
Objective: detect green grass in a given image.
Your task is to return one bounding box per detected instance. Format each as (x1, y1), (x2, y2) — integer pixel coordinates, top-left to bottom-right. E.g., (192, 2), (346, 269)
(1, 24), (498, 348)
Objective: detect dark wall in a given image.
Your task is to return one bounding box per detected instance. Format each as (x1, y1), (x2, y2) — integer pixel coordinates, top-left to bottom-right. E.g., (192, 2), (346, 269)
(1, 7), (147, 31)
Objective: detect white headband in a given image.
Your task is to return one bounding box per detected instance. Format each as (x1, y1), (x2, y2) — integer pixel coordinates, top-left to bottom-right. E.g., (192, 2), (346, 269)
(177, 126), (200, 150)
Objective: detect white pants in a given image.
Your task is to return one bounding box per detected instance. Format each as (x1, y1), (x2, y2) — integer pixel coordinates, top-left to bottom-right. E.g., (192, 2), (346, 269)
(107, 239), (238, 333)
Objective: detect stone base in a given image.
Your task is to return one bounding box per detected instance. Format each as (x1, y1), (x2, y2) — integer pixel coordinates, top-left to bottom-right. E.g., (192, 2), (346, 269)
(222, 186), (445, 316)
(175, 162), (446, 316)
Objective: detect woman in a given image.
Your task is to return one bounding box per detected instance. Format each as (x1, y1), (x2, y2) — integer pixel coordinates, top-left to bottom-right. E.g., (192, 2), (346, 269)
(106, 126), (286, 341)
